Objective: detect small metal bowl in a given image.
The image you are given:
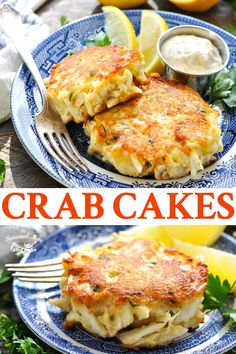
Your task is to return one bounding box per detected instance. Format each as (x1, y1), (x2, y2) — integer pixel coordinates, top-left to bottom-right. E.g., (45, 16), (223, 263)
(157, 25), (230, 93)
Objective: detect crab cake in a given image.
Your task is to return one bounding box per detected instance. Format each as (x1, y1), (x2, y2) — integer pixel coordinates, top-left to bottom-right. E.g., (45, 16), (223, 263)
(85, 74), (223, 180)
(50, 237), (208, 349)
(46, 45), (147, 124)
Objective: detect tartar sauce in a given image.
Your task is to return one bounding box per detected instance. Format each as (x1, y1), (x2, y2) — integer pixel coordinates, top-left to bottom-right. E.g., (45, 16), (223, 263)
(161, 35), (223, 75)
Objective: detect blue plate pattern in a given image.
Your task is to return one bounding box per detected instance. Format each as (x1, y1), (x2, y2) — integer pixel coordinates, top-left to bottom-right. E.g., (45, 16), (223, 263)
(11, 11), (236, 188)
(13, 226), (236, 354)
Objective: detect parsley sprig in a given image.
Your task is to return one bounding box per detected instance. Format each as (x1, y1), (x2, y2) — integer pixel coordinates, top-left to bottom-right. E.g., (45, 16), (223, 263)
(60, 15), (70, 26)
(206, 65), (236, 108)
(0, 158), (6, 182)
(203, 274), (236, 326)
(0, 269), (56, 353)
(226, 24), (236, 34)
(85, 32), (111, 48)
(0, 268), (11, 283)
(228, 0), (236, 10)
(0, 314), (51, 353)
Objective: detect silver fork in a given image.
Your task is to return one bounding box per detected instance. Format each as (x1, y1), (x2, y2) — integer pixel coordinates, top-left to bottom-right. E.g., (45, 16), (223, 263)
(5, 257), (63, 283)
(0, 3), (89, 173)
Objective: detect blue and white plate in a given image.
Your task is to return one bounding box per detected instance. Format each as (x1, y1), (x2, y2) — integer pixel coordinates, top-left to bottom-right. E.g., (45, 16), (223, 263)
(11, 11), (236, 188)
(14, 226), (236, 354)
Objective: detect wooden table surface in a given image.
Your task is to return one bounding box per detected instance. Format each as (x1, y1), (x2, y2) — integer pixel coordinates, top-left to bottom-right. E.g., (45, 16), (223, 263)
(0, 0), (235, 188)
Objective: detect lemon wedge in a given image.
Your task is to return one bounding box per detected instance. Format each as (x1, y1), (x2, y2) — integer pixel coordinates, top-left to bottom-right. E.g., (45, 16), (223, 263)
(120, 225), (225, 247)
(138, 10), (168, 74)
(161, 225), (226, 246)
(103, 6), (138, 49)
(120, 226), (172, 245)
(169, 0), (220, 13)
(173, 239), (236, 293)
(98, 0), (147, 8)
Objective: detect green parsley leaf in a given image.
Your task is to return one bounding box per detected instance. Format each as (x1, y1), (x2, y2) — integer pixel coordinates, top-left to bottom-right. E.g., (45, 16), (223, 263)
(0, 158), (6, 182)
(206, 65), (236, 108)
(67, 50), (78, 56)
(16, 337), (47, 353)
(222, 307), (236, 324)
(224, 85), (236, 108)
(129, 300), (139, 308)
(228, 0), (236, 10)
(195, 103), (207, 113)
(92, 284), (100, 292)
(1, 292), (12, 305)
(203, 274), (234, 311)
(0, 268), (11, 284)
(68, 91), (74, 101)
(226, 24), (236, 34)
(60, 15), (70, 26)
(85, 32), (111, 47)
(0, 314), (56, 353)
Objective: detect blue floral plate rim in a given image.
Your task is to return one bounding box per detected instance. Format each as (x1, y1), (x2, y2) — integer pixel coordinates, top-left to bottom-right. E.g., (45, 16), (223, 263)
(13, 226), (236, 354)
(10, 10), (236, 188)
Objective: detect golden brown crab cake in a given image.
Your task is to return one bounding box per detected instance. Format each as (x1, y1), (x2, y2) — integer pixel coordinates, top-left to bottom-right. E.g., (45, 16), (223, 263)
(50, 237), (208, 349)
(84, 74), (223, 180)
(46, 45), (147, 124)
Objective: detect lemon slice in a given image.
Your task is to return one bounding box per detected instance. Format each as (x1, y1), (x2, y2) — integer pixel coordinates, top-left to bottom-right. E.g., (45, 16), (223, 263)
(120, 225), (225, 247)
(138, 10), (168, 74)
(169, 0), (220, 13)
(98, 0), (147, 9)
(120, 226), (172, 245)
(103, 6), (138, 49)
(173, 239), (236, 293)
(161, 225), (226, 246)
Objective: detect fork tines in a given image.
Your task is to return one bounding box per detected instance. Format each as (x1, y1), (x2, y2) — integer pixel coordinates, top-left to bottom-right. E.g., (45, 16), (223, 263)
(5, 257), (63, 283)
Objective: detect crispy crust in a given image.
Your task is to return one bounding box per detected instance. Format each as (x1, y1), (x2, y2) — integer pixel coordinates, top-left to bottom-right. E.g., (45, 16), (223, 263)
(62, 239), (208, 308)
(47, 45), (147, 123)
(85, 74), (223, 179)
(49, 45), (144, 90)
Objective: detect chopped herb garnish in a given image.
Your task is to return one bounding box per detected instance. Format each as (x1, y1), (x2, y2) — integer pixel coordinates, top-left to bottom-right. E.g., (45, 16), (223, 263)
(68, 50), (78, 56)
(0, 158), (6, 182)
(148, 261), (157, 267)
(89, 70), (94, 77)
(145, 161), (152, 168)
(92, 284), (100, 292)
(129, 300), (139, 308)
(68, 92), (74, 101)
(60, 15), (70, 26)
(195, 103), (206, 113)
(170, 310), (176, 317)
(85, 32), (111, 48)
(148, 139), (154, 146)
(111, 135), (119, 142)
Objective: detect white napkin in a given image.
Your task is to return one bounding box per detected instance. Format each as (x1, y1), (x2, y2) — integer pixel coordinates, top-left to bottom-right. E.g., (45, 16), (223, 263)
(0, 0), (49, 124)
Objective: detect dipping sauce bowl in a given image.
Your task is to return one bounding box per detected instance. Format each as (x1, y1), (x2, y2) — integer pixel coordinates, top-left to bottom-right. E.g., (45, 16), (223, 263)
(157, 25), (230, 93)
